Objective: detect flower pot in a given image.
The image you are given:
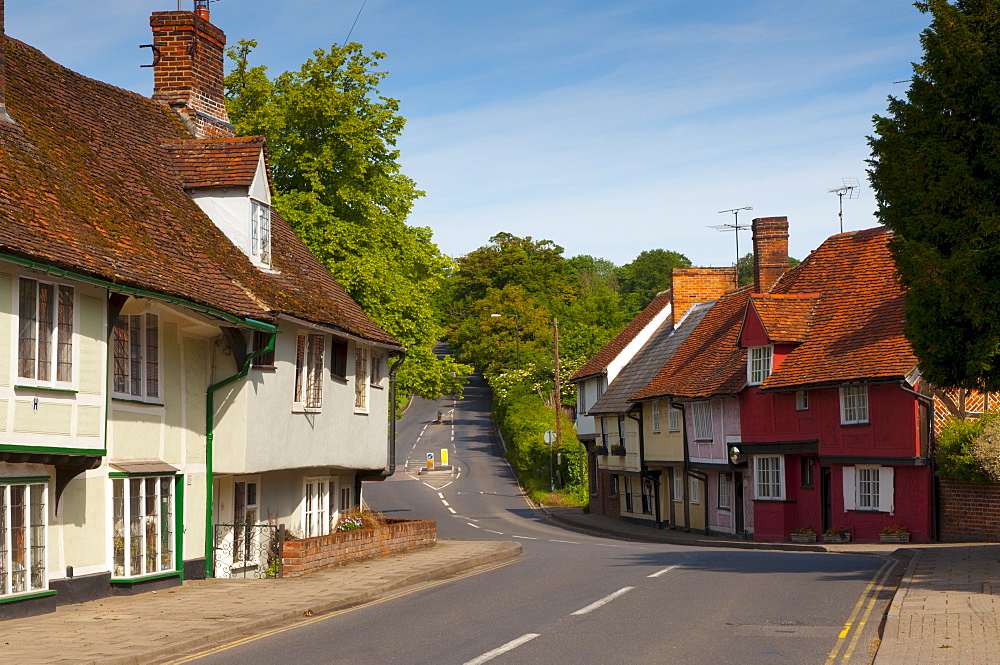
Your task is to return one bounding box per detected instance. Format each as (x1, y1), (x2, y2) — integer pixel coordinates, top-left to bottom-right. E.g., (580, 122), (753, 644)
(823, 533), (851, 543)
(790, 533), (816, 543)
(880, 532), (910, 544)
(594, 445), (609, 456)
(610, 446), (627, 456)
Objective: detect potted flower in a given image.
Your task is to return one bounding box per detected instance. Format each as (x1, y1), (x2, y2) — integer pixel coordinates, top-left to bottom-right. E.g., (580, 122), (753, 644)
(610, 444), (627, 456)
(880, 524), (910, 544)
(823, 525), (851, 543)
(790, 525), (817, 543)
(594, 445), (610, 456)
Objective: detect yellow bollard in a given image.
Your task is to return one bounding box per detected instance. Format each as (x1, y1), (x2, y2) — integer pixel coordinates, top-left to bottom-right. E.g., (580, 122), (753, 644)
(441, 448), (449, 466)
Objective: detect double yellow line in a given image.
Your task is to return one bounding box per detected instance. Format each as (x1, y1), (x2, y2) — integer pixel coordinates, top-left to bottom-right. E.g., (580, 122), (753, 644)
(825, 558), (898, 664)
(166, 557), (523, 664)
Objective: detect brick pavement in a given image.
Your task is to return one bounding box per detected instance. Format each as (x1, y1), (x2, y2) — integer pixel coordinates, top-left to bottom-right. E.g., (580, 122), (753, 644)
(0, 540), (521, 665)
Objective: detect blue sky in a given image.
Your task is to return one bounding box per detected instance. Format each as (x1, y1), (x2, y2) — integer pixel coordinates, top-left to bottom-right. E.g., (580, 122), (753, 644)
(7, 1), (928, 267)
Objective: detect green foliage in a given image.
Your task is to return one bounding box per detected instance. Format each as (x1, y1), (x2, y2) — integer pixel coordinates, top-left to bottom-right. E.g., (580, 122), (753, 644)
(616, 249), (692, 311)
(225, 40), (470, 401)
(736, 252), (801, 287)
(868, 0), (1000, 390)
(973, 414), (1000, 481)
(936, 415), (994, 484)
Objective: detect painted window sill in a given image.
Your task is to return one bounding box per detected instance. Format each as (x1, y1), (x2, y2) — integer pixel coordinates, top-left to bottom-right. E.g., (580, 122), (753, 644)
(14, 384), (77, 395)
(112, 397), (164, 407)
(111, 571), (180, 584)
(0, 589), (56, 604)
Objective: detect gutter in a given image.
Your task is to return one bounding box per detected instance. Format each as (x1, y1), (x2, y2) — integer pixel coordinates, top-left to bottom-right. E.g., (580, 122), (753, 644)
(204, 323), (278, 578)
(276, 312), (403, 353)
(0, 252), (275, 332)
(362, 350), (407, 481)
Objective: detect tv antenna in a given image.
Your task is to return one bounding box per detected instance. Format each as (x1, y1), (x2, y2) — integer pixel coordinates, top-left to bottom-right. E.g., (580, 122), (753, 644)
(709, 206), (753, 289)
(828, 178), (860, 233)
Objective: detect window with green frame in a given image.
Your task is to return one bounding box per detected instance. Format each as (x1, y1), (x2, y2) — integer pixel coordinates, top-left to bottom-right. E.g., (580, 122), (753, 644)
(112, 475), (174, 578)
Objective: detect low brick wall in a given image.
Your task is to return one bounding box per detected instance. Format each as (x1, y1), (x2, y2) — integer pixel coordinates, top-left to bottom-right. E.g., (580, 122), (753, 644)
(281, 518), (436, 578)
(939, 479), (1000, 542)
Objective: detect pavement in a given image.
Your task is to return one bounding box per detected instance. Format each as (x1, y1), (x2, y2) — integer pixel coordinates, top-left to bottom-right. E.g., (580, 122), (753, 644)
(539, 504), (1000, 665)
(0, 540), (521, 665)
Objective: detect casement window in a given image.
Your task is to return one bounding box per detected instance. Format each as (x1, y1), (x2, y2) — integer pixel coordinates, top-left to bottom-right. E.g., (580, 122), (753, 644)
(111, 475), (173, 579)
(640, 479), (652, 514)
(330, 338), (348, 380)
(690, 476), (701, 504)
(800, 457), (815, 489)
(667, 407), (681, 432)
(294, 333), (325, 410)
(578, 383), (588, 415)
(230, 479), (259, 566)
(692, 401), (713, 442)
(303, 478), (329, 538)
(112, 313), (161, 402)
(0, 480), (47, 597)
(796, 390), (809, 411)
(748, 345), (773, 385)
(843, 466), (894, 513)
(340, 484), (353, 513)
(17, 277), (74, 385)
(623, 476), (634, 512)
(719, 472), (733, 510)
(597, 376), (607, 399)
(250, 200), (271, 266)
(754, 455), (785, 500)
(610, 474), (619, 497)
(651, 402), (661, 433)
(617, 414), (626, 447)
(840, 386), (869, 424)
(355, 347), (370, 412)
(672, 467), (683, 502)
(251, 330), (275, 368)
(370, 352), (383, 387)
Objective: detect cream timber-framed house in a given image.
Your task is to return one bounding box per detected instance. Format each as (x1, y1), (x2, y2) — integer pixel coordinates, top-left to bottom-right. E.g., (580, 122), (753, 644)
(0, 3), (403, 617)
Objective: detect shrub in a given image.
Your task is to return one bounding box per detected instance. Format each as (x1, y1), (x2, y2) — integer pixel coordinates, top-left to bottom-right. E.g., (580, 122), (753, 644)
(936, 415), (992, 484)
(973, 416), (1000, 481)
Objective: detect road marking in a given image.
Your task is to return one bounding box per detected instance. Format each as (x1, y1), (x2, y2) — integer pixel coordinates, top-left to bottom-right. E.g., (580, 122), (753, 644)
(437, 492), (444, 499)
(167, 559), (523, 663)
(485, 529), (504, 535)
(442, 500), (450, 507)
(447, 507), (456, 514)
(511, 535), (537, 540)
(825, 559), (895, 664)
(463, 633), (540, 665)
(466, 523), (481, 528)
(572, 587), (635, 616)
(841, 562), (898, 661)
(548, 540), (579, 544)
(648, 565), (678, 578)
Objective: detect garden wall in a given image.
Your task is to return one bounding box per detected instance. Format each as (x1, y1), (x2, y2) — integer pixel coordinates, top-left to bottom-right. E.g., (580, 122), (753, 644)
(281, 518), (436, 578)
(939, 479), (1000, 541)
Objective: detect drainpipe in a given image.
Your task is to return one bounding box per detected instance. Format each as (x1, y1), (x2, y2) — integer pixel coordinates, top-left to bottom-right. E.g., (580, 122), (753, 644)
(627, 404), (661, 529)
(670, 399), (691, 532)
(899, 381), (938, 541)
(362, 350), (407, 481)
(204, 324), (277, 578)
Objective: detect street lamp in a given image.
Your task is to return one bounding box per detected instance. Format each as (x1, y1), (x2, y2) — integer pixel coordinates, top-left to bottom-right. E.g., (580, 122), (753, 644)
(489, 313), (521, 370)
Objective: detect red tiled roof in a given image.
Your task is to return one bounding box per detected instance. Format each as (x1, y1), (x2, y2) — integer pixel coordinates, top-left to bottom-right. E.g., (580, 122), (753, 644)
(569, 291), (672, 382)
(746, 293), (819, 344)
(163, 137), (268, 190)
(632, 287), (751, 400)
(0, 38), (399, 347)
(759, 227), (916, 390)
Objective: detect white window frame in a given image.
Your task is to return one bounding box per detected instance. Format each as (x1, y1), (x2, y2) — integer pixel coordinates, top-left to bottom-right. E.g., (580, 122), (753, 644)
(719, 472), (733, 510)
(0, 480), (48, 597)
(578, 383), (588, 415)
(692, 401), (713, 442)
(111, 475), (174, 579)
(843, 465), (894, 513)
(355, 346), (370, 413)
(370, 352), (384, 388)
(690, 476), (701, 504)
(641, 478), (652, 514)
(651, 401), (661, 433)
(748, 345), (773, 385)
(672, 467), (683, 502)
(303, 477), (330, 538)
(796, 390), (809, 411)
(230, 477), (260, 568)
(623, 476), (633, 512)
(17, 277), (75, 388)
(294, 333), (325, 411)
(112, 312), (162, 403)
(250, 199), (271, 267)
(667, 407), (681, 432)
(754, 455), (785, 500)
(340, 483), (354, 514)
(840, 385), (869, 425)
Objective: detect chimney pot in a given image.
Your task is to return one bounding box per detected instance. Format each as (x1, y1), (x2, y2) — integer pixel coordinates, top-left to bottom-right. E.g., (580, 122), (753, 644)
(194, 1), (210, 21)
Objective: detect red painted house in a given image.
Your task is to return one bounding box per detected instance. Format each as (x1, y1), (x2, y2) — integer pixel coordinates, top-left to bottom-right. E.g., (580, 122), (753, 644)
(737, 227), (933, 543)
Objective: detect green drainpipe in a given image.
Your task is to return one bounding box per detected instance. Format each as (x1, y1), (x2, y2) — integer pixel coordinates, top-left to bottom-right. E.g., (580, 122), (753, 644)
(204, 325), (278, 578)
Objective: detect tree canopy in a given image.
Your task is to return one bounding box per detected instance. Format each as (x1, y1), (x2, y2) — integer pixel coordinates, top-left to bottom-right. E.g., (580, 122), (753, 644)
(615, 249), (692, 311)
(224, 39), (469, 402)
(868, 0), (1000, 390)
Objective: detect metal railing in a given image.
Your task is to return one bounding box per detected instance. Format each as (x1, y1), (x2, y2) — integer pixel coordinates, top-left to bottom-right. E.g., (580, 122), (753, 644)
(213, 523), (283, 579)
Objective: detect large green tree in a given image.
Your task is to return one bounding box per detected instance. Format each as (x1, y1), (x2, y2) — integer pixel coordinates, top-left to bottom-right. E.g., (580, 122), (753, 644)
(225, 40), (469, 401)
(616, 249), (692, 311)
(869, 0), (1000, 390)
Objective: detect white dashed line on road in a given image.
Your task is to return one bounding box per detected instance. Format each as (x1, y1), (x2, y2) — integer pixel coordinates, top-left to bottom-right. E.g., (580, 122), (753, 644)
(548, 540), (580, 545)
(511, 535), (537, 540)
(447, 507), (456, 514)
(571, 587), (635, 616)
(437, 492), (444, 498)
(441, 500), (450, 506)
(463, 633), (539, 665)
(648, 566), (678, 578)
(485, 529), (504, 535)
(466, 523), (481, 528)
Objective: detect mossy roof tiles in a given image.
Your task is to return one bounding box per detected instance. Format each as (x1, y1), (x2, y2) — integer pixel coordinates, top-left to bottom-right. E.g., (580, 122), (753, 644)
(0, 38), (399, 347)
(164, 137), (269, 190)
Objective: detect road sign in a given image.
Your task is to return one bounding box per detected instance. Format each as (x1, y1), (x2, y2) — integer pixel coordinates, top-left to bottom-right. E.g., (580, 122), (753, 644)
(426, 452), (434, 469)
(544, 430), (556, 444)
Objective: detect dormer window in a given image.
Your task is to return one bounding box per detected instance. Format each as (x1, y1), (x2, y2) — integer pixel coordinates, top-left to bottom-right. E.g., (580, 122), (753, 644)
(748, 345), (773, 385)
(251, 200), (271, 266)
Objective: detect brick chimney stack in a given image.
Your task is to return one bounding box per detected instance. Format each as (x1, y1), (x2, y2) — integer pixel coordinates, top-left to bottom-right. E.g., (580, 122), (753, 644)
(150, 9), (233, 138)
(0, 0), (15, 125)
(671, 267), (737, 322)
(751, 216), (789, 293)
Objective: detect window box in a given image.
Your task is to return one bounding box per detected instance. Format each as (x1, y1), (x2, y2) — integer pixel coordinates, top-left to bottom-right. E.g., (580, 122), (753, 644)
(823, 533), (851, 544)
(880, 532), (910, 544)
(790, 532), (817, 543)
(610, 444), (627, 456)
(594, 445), (609, 456)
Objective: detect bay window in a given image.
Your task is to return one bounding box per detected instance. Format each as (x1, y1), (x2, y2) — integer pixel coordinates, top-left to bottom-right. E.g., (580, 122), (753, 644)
(112, 475), (174, 578)
(0, 481), (47, 597)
